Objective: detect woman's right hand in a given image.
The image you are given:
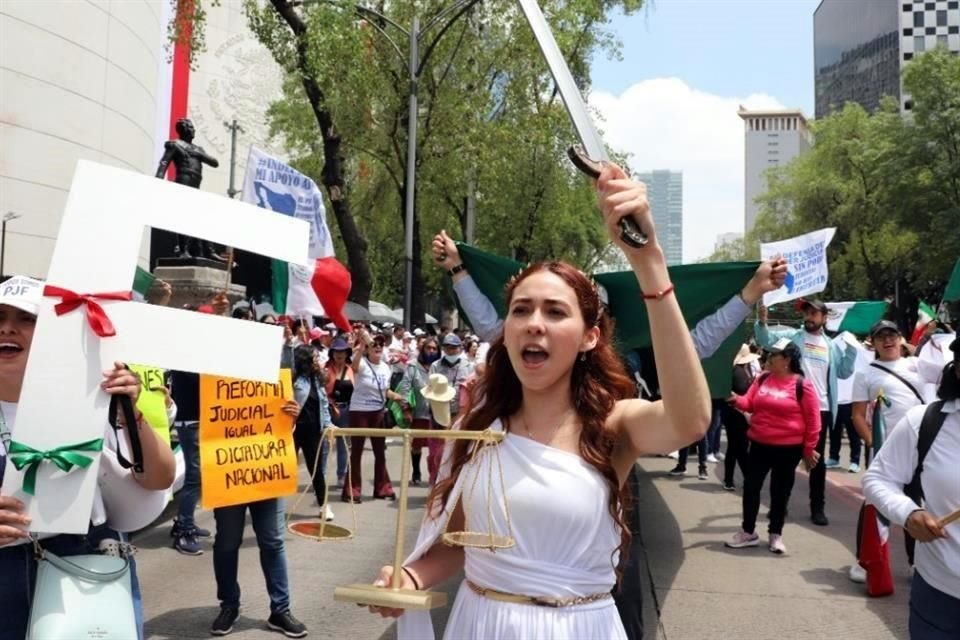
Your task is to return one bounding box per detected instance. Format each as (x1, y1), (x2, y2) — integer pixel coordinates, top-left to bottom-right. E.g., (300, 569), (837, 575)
(0, 496), (30, 546)
(367, 565), (418, 618)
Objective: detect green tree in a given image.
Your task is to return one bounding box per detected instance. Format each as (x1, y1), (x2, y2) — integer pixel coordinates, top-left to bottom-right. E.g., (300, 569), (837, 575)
(744, 48), (960, 327)
(175, 0), (644, 317)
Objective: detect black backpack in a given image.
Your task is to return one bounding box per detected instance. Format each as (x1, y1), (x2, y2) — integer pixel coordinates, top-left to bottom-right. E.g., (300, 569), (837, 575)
(904, 401), (948, 504)
(757, 372), (804, 403)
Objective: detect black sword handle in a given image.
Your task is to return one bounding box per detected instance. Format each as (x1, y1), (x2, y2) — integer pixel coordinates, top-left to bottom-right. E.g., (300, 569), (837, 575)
(567, 145), (649, 248)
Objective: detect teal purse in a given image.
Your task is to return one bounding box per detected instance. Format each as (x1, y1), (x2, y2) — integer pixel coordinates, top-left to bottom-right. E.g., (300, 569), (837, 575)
(27, 545), (137, 640)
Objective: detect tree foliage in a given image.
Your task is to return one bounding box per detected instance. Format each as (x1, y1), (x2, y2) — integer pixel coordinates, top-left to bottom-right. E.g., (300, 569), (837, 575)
(243, 0), (643, 316)
(704, 48), (960, 326)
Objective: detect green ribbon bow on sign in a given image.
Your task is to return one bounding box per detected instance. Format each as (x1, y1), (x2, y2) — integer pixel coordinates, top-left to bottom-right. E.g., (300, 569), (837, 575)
(6, 438), (105, 495)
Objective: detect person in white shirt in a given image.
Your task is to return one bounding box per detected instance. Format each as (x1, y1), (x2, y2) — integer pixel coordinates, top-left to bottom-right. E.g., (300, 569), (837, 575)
(862, 338), (960, 639)
(0, 276), (176, 639)
(848, 320), (928, 583)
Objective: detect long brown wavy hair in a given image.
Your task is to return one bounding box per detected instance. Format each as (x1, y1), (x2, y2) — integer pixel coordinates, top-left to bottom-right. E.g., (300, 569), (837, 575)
(428, 261), (637, 576)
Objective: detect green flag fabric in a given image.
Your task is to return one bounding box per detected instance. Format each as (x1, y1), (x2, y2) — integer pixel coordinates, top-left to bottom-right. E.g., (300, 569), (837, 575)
(945, 258), (960, 302)
(132, 266), (155, 299)
(455, 243), (759, 397)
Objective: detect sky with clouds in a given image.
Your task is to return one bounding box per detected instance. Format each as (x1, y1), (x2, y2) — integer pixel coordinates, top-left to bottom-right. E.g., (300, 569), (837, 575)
(589, 0), (821, 262)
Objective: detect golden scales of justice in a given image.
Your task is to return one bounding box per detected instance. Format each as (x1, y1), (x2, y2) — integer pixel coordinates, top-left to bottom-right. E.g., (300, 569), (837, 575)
(287, 426), (514, 610)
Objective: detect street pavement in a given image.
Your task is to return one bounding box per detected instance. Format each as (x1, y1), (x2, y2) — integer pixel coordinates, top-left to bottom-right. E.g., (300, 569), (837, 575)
(135, 440), (911, 640)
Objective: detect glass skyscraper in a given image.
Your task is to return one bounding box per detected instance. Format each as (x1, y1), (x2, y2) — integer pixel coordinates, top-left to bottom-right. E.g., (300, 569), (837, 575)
(636, 170), (683, 266)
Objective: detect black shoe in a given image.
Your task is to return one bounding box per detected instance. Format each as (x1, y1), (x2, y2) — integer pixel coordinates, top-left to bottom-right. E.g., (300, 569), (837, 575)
(668, 464), (687, 477)
(211, 606), (239, 636)
(267, 610), (308, 638)
(722, 482), (735, 491)
(811, 510), (829, 526)
(170, 520), (211, 539)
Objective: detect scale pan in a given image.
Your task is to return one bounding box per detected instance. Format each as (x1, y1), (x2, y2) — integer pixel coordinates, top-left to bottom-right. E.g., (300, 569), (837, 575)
(288, 520), (353, 541)
(442, 531), (515, 550)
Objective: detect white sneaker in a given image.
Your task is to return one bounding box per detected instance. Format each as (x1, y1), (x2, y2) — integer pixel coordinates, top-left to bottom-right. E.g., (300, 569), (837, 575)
(715, 452), (726, 461)
(321, 505), (335, 522)
(848, 564), (866, 583)
(706, 453), (719, 464)
(667, 451), (679, 459)
(725, 530), (760, 548)
(768, 534), (787, 555)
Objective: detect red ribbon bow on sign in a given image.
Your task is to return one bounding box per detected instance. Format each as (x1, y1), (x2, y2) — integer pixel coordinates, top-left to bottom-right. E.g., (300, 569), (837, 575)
(43, 286), (132, 338)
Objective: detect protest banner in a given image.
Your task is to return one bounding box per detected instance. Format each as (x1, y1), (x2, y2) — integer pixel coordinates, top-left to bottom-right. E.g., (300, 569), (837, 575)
(761, 227), (836, 307)
(129, 364), (171, 446)
(1, 160), (309, 533)
(199, 369), (297, 509)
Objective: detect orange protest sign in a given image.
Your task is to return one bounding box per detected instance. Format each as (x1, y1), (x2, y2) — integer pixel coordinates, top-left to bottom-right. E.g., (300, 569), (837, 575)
(199, 370), (297, 509)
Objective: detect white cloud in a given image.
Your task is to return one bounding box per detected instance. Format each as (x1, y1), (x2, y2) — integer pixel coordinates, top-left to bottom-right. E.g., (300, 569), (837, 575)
(590, 78), (784, 262)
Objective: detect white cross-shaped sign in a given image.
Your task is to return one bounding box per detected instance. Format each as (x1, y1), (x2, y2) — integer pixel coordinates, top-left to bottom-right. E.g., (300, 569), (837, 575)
(2, 160), (310, 533)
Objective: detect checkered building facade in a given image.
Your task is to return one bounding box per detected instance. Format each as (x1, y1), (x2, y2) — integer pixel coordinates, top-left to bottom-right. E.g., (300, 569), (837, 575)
(900, 0), (960, 109)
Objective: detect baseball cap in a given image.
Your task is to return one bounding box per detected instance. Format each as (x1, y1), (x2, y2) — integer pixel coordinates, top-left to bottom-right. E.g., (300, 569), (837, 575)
(869, 320), (900, 338)
(413, 328), (425, 336)
(0, 276), (44, 315)
(798, 298), (828, 313)
(442, 333), (462, 347)
(768, 337), (793, 353)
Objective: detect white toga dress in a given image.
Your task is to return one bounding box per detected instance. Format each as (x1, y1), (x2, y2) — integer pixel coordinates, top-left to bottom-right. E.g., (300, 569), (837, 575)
(398, 420), (627, 640)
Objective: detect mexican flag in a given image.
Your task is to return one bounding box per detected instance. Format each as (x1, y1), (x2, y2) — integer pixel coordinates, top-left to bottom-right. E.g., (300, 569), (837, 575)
(860, 391), (894, 597)
(825, 301), (889, 336)
(241, 147), (351, 331)
(910, 301), (937, 345)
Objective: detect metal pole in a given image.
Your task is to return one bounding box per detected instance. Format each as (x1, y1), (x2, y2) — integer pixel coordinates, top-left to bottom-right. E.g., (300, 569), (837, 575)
(465, 173), (476, 246)
(224, 119), (244, 199)
(0, 220), (6, 278)
(402, 16), (419, 331)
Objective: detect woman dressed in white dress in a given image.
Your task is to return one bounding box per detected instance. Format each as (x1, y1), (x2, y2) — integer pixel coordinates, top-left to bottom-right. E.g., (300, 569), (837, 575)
(369, 163), (712, 639)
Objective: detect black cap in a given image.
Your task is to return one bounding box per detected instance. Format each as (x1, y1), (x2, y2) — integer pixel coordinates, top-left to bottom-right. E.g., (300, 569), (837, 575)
(800, 298), (828, 313)
(869, 320), (900, 338)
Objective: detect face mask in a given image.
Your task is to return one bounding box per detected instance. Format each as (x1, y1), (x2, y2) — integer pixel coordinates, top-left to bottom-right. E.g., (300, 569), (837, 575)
(443, 355), (460, 365)
(421, 352), (441, 365)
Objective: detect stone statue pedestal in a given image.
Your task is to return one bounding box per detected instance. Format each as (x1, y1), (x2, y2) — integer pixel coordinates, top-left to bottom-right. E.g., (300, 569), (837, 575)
(152, 264), (246, 310)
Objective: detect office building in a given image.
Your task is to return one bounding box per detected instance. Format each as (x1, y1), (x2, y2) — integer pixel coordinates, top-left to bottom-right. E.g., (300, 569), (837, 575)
(636, 170), (682, 265)
(738, 108), (812, 234)
(0, 0), (283, 279)
(814, 0), (960, 117)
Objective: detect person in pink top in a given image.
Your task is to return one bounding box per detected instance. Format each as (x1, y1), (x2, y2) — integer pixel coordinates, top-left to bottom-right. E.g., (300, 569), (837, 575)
(725, 338), (822, 554)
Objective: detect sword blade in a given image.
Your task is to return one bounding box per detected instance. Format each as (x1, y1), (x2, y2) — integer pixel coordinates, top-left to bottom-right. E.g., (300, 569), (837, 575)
(516, 0), (609, 162)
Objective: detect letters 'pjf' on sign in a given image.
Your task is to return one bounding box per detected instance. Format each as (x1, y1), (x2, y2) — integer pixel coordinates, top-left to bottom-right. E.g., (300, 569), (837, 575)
(2, 160), (310, 534)
(199, 370), (297, 509)
(761, 227), (836, 307)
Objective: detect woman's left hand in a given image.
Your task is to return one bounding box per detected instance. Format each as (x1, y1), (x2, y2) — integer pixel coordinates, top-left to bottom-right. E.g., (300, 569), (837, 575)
(101, 362), (141, 404)
(597, 164), (657, 254)
(281, 400), (301, 419)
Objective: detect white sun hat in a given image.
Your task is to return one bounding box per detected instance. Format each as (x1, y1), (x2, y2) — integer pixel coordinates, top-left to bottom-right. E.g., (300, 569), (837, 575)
(421, 373), (457, 426)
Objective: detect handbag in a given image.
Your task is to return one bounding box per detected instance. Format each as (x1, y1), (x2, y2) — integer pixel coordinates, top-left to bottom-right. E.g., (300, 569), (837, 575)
(27, 542), (137, 639)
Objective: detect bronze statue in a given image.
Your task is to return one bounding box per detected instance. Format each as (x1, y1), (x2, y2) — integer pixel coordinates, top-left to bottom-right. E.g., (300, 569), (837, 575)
(155, 118), (224, 261)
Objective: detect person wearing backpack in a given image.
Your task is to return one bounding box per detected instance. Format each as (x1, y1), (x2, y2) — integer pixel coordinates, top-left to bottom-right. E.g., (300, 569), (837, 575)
(725, 338), (822, 554)
(862, 338), (960, 639)
(847, 320), (928, 583)
(755, 298), (859, 526)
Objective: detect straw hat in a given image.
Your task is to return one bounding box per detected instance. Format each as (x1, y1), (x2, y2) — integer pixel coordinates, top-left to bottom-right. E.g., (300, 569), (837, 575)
(421, 373), (456, 426)
(734, 344), (759, 366)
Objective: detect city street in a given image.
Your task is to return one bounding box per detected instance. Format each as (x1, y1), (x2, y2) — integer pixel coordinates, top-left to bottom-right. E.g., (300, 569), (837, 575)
(135, 441), (910, 640)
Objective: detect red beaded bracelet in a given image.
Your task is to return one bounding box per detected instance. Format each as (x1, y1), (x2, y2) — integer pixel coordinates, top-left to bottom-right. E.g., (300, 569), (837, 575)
(640, 284), (675, 301)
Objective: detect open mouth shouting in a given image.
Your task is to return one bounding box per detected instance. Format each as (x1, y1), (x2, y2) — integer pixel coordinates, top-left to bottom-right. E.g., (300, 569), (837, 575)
(521, 344), (549, 369)
(0, 340), (25, 360)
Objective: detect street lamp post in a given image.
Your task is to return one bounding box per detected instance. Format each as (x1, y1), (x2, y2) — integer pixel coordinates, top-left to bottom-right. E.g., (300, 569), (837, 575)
(1, 212), (22, 278)
(300, 0), (482, 329)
